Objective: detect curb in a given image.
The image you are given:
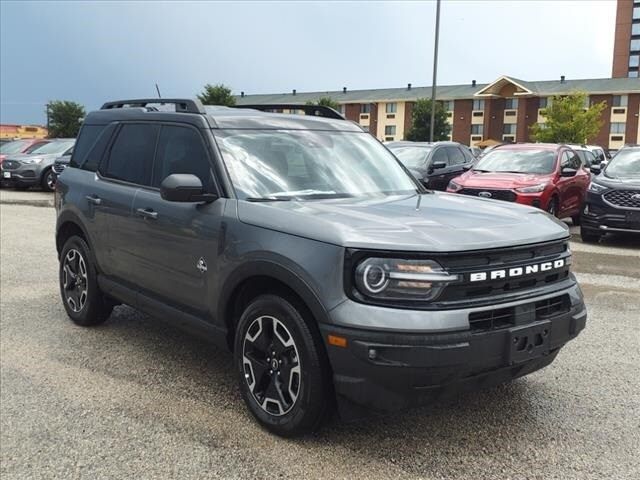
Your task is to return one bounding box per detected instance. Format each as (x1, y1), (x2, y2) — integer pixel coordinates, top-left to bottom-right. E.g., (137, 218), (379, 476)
(0, 198), (54, 208)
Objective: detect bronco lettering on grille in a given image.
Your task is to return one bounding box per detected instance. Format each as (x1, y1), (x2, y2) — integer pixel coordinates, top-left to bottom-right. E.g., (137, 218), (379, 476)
(469, 258), (566, 282)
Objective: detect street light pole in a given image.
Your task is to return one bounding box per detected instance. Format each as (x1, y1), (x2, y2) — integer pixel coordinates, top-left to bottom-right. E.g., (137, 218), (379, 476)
(429, 0), (441, 143)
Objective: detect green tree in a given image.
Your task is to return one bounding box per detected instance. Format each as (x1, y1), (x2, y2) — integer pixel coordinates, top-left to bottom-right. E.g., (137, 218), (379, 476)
(405, 98), (451, 141)
(197, 83), (236, 106)
(47, 100), (85, 138)
(306, 96), (340, 111)
(530, 91), (605, 144)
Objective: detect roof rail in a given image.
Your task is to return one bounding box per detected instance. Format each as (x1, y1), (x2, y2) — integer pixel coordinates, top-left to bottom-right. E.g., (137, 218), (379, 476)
(100, 98), (206, 114)
(234, 104), (345, 120)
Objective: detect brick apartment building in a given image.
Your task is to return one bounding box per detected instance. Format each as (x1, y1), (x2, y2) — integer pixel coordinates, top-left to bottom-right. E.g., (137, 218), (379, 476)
(612, 0), (640, 78)
(236, 75), (640, 150)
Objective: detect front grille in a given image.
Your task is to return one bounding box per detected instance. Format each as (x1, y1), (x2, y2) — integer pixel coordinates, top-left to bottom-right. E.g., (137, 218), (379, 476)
(459, 188), (517, 202)
(1, 160), (20, 170)
(469, 294), (570, 332)
(435, 239), (571, 305)
(53, 163), (67, 174)
(603, 190), (640, 209)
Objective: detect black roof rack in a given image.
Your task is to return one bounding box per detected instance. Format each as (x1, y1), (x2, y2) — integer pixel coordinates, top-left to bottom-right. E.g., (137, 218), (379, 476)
(100, 98), (206, 114)
(234, 104), (345, 120)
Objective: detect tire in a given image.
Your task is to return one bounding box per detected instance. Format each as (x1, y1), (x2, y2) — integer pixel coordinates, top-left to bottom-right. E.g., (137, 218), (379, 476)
(59, 235), (113, 326)
(546, 196), (559, 217)
(41, 167), (55, 192)
(234, 294), (332, 437)
(580, 227), (601, 244)
(571, 215), (581, 226)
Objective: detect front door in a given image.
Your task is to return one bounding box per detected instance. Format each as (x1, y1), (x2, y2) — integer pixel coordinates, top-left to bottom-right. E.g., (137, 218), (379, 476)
(129, 124), (224, 316)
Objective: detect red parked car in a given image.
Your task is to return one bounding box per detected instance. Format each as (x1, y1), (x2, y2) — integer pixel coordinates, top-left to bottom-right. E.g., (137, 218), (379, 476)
(447, 143), (590, 222)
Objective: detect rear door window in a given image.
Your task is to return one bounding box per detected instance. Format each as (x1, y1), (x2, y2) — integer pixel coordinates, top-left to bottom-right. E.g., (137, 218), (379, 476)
(102, 123), (159, 186)
(151, 125), (214, 190)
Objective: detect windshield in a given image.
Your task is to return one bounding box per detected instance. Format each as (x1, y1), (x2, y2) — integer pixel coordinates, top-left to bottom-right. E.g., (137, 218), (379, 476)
(0, 140), (32, 154)
(604, 149), (640, 178)
(215, 130), (418, 200)
(474, 149), (556, 174)
(29, 140), (74, 155)
(388, 145), (433, 168)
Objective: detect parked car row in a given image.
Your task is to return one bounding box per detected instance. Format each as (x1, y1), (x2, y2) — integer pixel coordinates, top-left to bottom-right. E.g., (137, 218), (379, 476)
(0, 138), (75, 191)
(388, 140), (639, 242)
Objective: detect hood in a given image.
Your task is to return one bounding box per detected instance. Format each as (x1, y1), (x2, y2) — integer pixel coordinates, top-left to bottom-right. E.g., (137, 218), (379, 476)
(594, 174), (640, 188)
(5, 153), (61, 162)
(237, 193), (569, 252)
(457, 170), (554, 189)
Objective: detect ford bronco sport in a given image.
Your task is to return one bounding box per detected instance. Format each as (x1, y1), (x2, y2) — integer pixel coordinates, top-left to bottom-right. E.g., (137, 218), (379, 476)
(55, 98), (586, 437)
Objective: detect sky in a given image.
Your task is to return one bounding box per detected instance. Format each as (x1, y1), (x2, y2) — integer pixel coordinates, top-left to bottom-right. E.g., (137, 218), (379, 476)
(0, 0), (617, 125)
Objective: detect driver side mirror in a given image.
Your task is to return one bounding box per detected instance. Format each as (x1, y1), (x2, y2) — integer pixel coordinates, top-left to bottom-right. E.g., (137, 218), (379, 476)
(590, 164), (602, 175)
(560, 167), (577, 177)
(432, 161), (446, 170)
(160, 174), (217, 203)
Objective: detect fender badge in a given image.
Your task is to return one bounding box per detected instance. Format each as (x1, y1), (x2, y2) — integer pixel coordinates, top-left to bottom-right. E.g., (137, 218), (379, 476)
(196, 257), (207, 274)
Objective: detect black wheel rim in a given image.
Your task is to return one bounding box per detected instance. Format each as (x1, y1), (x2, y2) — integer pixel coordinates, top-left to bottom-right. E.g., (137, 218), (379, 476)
(62, 249), (88, 312)
(242, 315), (301, 416)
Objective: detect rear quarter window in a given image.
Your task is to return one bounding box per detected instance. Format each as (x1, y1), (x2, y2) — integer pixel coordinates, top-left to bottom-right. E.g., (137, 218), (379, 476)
(71, 125), (106, 169)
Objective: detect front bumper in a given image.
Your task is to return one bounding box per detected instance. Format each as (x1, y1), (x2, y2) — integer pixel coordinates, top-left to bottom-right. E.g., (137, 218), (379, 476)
(0, 164), (44, 185)
(321, 282), (586, 417)
(581, 191), (640, 234)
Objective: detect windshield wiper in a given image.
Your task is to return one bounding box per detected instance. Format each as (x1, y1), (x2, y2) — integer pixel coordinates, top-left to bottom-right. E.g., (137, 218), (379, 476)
(472, 169), (492, 173)
(245, 197), (292, 202)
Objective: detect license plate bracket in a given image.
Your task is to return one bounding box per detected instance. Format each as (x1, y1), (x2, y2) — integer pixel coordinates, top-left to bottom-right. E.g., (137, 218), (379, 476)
(508, 321), (551, 365)
(626, 210), (640, 229)
(2, 171), (10, 179)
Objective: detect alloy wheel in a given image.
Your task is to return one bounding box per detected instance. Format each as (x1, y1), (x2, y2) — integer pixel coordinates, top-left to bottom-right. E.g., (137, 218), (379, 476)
(46, 171), (56, 190)
(62, 249), (88, 312)
(242, 315), (301, 416)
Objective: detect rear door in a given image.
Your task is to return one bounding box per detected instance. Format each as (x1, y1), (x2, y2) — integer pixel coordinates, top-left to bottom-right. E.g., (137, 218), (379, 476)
(444, 145), (472, 185)
(557, 149), (584, 217)
(96, 123), (160, 281)
(130, 124), (225, 316)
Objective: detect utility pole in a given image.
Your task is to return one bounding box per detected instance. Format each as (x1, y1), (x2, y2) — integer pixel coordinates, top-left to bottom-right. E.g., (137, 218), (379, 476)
(429, 0), (441, 142)
(155, 83), (162, 99)
(45, 102), (50, 134)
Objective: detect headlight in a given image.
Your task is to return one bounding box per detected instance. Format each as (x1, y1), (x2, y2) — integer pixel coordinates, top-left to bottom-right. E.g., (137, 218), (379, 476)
(588, 181), (607, 193)
(447, 180), (462, 192)
(354, 258), (458, 302)
(515, 183), (548, 193)
(22, 157), (43, 164)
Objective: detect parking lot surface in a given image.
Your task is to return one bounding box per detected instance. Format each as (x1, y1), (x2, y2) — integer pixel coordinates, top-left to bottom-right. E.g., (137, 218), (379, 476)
(1, 202), (639, 480)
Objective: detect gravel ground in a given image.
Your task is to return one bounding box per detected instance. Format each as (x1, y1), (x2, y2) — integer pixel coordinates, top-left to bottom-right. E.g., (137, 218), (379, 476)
(1, 203), (639, 480)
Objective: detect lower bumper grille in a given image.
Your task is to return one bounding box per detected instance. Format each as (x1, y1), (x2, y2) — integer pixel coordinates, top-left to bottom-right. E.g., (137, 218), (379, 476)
(53, 163), (66, 174)
(469, 294), (570, 332)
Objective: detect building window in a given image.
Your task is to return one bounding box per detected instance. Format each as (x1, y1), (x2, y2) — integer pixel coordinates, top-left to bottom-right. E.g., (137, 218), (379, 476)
(503, 124), (516, 135)
(385, 125), (396, 136)
(505, 98), (518, 110)
(633, 23), (640, 36)
(441, 100), (454, 111)
(360, 104), (371, 114)
(630, 55), (640, 68)
(610, 122), (626, 134)
(385, 103), (397, 113)
(539, 97), (549, 109)
(634, 6), (640, 20)
(631, 39), (640, 52)
(471, 125), (483, 135)
(472, 99), (485, 110)
(630, 71), (639, 78)
(612, 95), (628, 107)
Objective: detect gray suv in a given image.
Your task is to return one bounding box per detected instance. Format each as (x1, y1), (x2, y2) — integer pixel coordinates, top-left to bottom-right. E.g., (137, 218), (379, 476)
(55, 99), (587, 436)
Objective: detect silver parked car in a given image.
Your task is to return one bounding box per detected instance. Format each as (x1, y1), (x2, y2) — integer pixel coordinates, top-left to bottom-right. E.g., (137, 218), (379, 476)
(0, 139), (75, 191)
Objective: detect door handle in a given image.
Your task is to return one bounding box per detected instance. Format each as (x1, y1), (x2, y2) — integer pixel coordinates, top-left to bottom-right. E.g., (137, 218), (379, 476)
(85, 195), (102, 206)
(136, 208), (158, 220)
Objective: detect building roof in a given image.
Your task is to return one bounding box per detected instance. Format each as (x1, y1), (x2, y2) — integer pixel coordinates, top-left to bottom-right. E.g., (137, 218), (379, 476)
(235, 76), (640, 105)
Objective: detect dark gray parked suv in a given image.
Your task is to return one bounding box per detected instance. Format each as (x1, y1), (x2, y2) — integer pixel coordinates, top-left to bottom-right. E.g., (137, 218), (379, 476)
(55, 99), (587, 436)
